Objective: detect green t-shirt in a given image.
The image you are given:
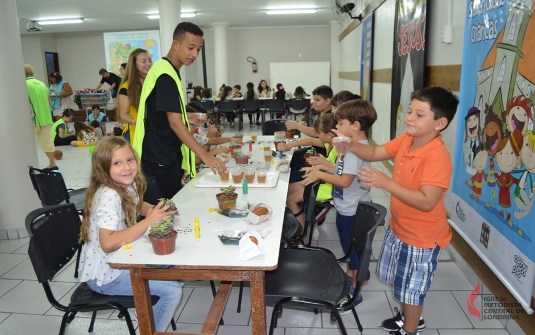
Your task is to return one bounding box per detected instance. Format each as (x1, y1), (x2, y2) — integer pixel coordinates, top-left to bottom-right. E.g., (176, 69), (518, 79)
(26, 77), (52, 126)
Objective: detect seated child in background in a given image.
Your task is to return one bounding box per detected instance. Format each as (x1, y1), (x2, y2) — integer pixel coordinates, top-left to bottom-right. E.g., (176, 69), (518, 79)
(91, 120), (104, 139)
(233, 85), (243, 98)
(86, 104), (108, 134)
(221, 85), (238, 127)
(273, 83), (286, 118)
(201, 88), (214, 102)
(302, 99), (377, 309)
(72, 121), (97, 146)
(289, 86), (308, 115)
(244, 82), (261, 126)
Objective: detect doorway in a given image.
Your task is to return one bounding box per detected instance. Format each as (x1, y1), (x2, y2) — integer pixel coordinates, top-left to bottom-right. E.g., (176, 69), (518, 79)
(45, 52), (60, 77)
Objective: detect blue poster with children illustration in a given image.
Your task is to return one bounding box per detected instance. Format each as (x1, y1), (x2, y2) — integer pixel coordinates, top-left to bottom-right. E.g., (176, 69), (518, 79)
(450, 0), (535, 311)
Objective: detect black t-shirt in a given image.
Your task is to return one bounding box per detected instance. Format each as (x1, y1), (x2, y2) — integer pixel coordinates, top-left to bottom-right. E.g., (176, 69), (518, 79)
(142, 58), (184, 166)
(100, 72), (121, 88)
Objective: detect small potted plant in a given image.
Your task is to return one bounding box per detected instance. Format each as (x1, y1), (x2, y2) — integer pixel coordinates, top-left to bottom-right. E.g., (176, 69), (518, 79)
(148, 218), (177, 255)
(229, 140), (242, 157)
(158, 198), (176, 220)
(234, 131), (244, 139)
(215, 185), (238, 210)
(217, 125), (225, 133)
(235, 151), (249, 165)
(304, 147), (317, 167)
(73, 91), (83, 109)
(285, 129), (295, 139)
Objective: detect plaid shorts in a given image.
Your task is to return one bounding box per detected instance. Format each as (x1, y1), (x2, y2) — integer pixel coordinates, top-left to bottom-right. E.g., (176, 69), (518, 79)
(376, 227), (441, 305)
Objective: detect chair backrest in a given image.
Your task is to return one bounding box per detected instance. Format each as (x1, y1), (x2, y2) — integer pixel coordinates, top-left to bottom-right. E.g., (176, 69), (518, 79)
(241, 99), (260, 112)
(218, 100), (237, 112)
(290, 181), (320, 245)
(29, 166), (71, 207)
(26, 203), (80, 283)
(265, 99), (284, 112)
(262, 119), (288, 135)
(351, 201), (387, 282)
(199, 100), (215, 113)
(289, 98), (309, 110)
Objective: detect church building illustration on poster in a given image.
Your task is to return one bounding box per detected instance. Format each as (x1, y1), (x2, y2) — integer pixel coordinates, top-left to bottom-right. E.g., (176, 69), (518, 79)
(450, 0), (535, 311)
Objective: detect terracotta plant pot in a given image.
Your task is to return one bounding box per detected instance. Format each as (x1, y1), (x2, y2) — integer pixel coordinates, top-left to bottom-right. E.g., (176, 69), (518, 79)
(148, 230), (178, 255)
(285, 130), (295, 139)
(304, 152), (317, 167)
(216, 192), (238, 210)
(235, 157), (249, 165)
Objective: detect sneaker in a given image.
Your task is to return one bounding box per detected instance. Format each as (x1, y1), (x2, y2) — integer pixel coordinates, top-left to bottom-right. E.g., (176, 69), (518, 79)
(255, 121), (262, 126)
(338, 291), (363, 314)
(381, 308), (426, 332)
(388, 329), (420, 335)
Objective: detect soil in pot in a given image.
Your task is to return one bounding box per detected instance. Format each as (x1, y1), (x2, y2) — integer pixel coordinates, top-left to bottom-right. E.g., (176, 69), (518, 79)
(235, 157), (249, 165)
(149, 230), (178, 255)
(216, 193), (238, 210)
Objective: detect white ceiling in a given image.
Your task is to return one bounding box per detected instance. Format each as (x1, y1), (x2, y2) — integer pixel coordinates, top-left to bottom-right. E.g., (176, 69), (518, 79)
(17, 0), (351, 35)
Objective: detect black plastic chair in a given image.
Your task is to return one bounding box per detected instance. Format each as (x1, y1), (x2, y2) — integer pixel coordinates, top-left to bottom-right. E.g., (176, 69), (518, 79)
(199, 100), (216, 125)
(264, 99), (285, 120)
(261, 119), (300, 137)
(265, 201), (387, 335)
(28, 166), (86, 213)
(218, 100), (237, 126)
(288, 98), (309, 122)
(25, 203), (177, 335)
(241, 99), (263, 129)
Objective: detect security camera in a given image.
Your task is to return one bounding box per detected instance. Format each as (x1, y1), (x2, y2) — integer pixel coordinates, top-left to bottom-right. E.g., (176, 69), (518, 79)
(27, 21), (42, 32)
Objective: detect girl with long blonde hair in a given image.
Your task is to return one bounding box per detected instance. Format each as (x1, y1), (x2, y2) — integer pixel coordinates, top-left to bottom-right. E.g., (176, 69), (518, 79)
(119, 48), (153, 143)
(78, 137), (182, 332)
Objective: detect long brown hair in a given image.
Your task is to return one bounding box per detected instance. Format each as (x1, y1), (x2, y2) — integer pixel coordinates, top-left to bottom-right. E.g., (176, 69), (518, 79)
(79, 137), (147, 243)
(74, 121), (94, 139)
(121, 48), (150, 110)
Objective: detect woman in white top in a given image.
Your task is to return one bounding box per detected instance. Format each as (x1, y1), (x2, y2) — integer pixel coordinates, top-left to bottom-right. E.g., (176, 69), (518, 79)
(78, 137), (182, 332)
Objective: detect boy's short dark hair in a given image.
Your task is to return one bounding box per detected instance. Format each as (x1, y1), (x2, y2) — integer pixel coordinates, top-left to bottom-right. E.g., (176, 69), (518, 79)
(185, 106), (197, 114)
(98, 68), (107, 75)
(120, 63), (127, 70)
(233, 84), (241, 90)
(63, 109), (74, 117)
(410, 87), (459, 131)
(173, 22), (204, 41)
(335, 99), (377, 133)
(91, 120), (100, 128)
(92, 104), (100, 111)
(312, 85), (333, 100)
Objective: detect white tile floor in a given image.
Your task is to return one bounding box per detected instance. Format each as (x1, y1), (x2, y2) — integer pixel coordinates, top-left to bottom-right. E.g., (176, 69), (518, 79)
(0, 122), (524, 334)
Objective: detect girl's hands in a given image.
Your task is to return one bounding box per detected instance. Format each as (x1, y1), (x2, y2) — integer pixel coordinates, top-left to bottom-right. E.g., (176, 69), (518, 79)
(358, 166), (388, 189)
(302, 166), (322, 185)
(306, 153), (329, 167)
(207, 124), (218, 138)
(145, 201), (174, 224)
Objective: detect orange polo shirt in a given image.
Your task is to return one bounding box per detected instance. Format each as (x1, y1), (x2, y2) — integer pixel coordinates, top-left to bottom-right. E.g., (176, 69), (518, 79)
(384, 133), (452, 249)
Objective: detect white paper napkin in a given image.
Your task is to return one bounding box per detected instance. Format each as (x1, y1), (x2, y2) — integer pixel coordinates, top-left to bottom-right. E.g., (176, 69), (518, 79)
(238, 230), (265, 260)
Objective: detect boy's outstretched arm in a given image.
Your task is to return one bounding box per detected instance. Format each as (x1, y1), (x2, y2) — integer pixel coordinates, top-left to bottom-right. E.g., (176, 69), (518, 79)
(358, 167), (445, 212)
(331, 129), (390, 162)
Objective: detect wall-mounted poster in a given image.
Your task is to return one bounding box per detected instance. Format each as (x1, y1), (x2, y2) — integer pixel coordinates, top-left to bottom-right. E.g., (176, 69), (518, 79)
(360, 12), (374, 101)
(103, 30), (160, 74)
(390, 0), (427, 140)
(450, 0), (535, 312)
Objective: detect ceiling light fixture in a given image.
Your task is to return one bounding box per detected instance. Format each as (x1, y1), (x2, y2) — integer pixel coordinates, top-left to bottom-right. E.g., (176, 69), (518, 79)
(37, 18), (84, 25)
(266, 9), (317, 15)
(147, 12), (197, 19)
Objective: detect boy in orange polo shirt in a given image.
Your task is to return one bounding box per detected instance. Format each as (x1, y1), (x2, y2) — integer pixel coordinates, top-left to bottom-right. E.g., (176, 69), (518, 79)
(335, 87), (458, 335)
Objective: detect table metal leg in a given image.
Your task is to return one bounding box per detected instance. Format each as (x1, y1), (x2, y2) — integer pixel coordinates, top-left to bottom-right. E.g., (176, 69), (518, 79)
(250, 271), (266, 335)
(130, 268), (156, 334)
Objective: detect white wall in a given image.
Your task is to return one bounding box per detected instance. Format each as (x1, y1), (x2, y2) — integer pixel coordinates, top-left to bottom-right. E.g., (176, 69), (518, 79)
(21, 25), (330, 101)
